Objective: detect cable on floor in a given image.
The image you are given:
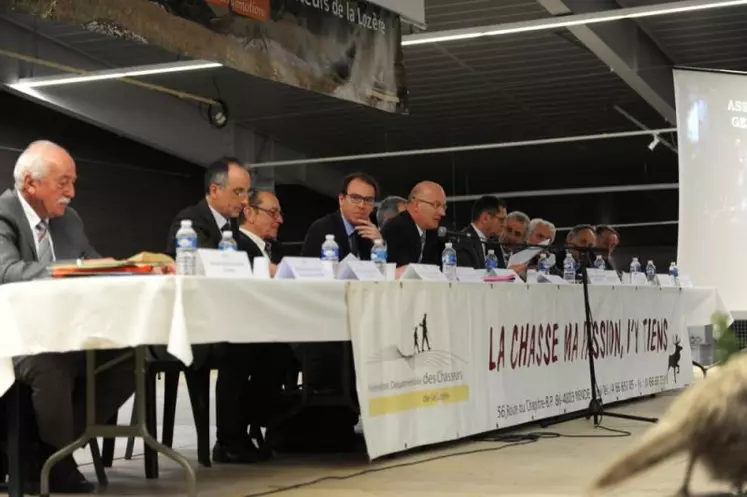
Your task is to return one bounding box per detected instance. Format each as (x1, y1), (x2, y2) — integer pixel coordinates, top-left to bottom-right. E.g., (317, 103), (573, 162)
(241, 439), (535, 497)
(240, 423), (630, 497)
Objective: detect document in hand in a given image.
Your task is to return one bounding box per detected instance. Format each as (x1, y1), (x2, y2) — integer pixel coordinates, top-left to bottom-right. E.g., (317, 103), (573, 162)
(506, 239), (551, 267)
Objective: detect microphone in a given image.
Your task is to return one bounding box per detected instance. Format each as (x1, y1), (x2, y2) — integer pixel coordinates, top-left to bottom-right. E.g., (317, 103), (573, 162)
(437, 227), (472, 240)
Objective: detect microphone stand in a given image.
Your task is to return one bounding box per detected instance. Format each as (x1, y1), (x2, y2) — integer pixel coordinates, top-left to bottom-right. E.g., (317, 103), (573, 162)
(469, 238), (659, 427)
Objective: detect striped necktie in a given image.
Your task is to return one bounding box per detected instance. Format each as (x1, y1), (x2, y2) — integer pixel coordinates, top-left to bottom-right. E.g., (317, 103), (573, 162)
(36, 221), (53, 265)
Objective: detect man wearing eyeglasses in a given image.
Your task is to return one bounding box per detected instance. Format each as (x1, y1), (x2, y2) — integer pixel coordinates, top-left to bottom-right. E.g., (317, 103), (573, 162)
(215, 189), (295, 461)
(301, 172), (381, 261)
(382, 181), (447, 272)
(165, 157), (259, 464)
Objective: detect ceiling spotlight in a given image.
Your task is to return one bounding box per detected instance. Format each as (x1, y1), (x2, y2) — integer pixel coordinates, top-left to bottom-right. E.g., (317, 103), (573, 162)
(648, 135), (661, 151)
(208, 100), (229, 128)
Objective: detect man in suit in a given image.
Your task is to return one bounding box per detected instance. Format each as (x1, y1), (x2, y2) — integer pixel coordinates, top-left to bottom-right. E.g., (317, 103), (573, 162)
(595, 224), (620, 271)
(498, 211), (530, 265)
(298, 173), (380, 396)
(524, 218), (559, 276)
(1, 140), (134, 493)
(165, 158), (255, 464)
(376, 195), (406, 228)
(217, 190), (294, 460)
(301, 172), (381, 260)
(382, 181), (447, 270)
(557, 224), (598, 278)
(456, 196), (507, 270)
(166, 157), (251, 255)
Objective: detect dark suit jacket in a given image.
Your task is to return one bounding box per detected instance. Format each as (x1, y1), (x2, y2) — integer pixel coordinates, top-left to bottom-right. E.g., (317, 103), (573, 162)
(0, 189), (98, 284)
(236, 230), (271, 268)
(301, 211), (373, 260)
(381, 210), (443, 268)
(455, 225), (506, 270)
(165, 198), (237, 257)
(163, 198), (237, 368)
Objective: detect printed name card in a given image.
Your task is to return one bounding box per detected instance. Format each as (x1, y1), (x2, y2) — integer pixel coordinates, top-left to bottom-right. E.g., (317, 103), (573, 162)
(338, 260), (385, 281)
(400, 264), (448, 282)
(678, 274), (694, 287)
(195, 249), (252, 278)
(622, 272), (649, 286)
(456, 267), (484, 283)
(275, 257), (331, 280)
(537, 273), (569, 285)
(587, 269), (621, 285)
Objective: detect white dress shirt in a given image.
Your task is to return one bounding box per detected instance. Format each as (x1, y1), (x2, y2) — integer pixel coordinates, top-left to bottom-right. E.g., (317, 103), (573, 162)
(17, 192), (56, 262)
(208, 203), (228, 232)
(239, 228), (270, 258)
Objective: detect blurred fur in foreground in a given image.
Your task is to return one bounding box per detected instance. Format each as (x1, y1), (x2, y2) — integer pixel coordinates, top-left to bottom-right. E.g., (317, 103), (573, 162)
(591, 312), (745, 495)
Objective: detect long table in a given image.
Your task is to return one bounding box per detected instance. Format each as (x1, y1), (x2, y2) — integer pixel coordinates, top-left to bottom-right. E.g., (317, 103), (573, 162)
(0, 276), (728, 492)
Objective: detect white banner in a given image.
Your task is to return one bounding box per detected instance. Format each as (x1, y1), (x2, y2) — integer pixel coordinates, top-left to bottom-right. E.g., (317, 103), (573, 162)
(348, 282), (701, 459)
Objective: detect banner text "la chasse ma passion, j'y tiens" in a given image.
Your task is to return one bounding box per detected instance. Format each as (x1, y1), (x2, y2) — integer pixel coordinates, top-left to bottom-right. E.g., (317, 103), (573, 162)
(488, 318), (670, 372)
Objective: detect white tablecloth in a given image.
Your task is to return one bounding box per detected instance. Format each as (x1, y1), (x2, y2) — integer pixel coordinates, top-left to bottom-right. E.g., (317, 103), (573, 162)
(0, 275), (730, 399)
(0, 276), (349, 395)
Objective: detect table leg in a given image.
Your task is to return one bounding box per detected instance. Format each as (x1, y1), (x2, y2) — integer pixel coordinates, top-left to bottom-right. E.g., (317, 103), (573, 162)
(39, 347), (197, 497)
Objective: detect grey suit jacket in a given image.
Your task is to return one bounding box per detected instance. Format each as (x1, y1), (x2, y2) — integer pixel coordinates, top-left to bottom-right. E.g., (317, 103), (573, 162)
(0, 189), (98, 284)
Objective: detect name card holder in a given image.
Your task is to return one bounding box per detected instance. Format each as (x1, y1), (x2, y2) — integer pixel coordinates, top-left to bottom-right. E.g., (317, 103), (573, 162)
(456, 267), (484, 283)
(275, 257), (331, 280)
(400, 264), (448, 281)
(587, 268), (621, 285)
(537, 273), (569, 285)
(195, 249), (253, 278)
(338, 260), (385, 281)
(253, 257), (271, 280)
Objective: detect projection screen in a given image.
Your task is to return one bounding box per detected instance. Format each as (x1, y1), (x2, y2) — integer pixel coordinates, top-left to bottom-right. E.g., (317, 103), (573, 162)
(674, 68), (747, 314)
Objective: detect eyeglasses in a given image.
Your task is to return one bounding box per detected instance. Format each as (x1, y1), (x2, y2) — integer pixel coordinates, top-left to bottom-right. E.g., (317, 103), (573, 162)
(413, 197), (447, 212)
(254, 205), (283, 219)
(345, 193), (376, 206)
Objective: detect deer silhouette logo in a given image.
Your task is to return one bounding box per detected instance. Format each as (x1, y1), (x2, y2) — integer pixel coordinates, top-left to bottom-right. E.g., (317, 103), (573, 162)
(668, 335), (683, 383)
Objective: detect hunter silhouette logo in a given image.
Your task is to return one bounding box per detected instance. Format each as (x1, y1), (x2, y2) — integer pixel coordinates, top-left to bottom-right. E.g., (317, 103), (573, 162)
(668, 335), (683, 382)
(367, 313), (466, 367)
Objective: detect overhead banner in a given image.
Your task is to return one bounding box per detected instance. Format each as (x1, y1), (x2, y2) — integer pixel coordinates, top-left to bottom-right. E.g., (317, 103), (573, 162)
(3, 0), (408, 113)
(348, 282), (693, 459)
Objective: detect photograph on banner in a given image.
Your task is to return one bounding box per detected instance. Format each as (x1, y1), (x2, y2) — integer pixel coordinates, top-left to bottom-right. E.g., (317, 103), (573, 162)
(2, 0), (408, 113)
(347, 281), (475, 459)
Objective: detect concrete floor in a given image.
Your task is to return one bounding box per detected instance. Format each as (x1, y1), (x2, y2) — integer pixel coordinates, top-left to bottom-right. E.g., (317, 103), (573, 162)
(71, 368), (728, 497)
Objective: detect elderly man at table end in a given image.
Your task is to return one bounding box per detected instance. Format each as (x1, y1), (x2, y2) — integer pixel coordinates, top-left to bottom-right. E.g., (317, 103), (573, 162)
(0, 140), (134, 493)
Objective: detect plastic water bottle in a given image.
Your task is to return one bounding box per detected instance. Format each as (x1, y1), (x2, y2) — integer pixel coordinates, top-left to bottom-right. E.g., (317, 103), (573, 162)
(669, 262), (679, 286)
(175, 219), (197, 275)
(218, 230), (237, 251)
(485, 249), (498, 271)
(645, 260), (657, 284)
(538, 253), (550, 275)
(629, 257), (641, 278)
(370, 239), (387, 276)
(321, 234), (340, 276)
(593, 255), (606, 270)
(442, 242), (457, 281)
(563, 251), (576, 283)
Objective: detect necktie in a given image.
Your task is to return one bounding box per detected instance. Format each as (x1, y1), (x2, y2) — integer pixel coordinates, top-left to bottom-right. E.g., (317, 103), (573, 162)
(349, 233), (359, 258)
(36, 221), (53, 265)
(220, 222), (230, 233)
(264, 241), (272, 261)
(418, 232), (426, 262)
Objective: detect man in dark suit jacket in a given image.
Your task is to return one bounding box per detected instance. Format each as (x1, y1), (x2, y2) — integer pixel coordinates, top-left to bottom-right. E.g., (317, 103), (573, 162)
(301, 172), (382, 260)
(456, 196), (507, 270)
(381, 181), (447, 270)
(595, 224), (620, 271)
(165, 158), (260, 464)
(1, 141), (134, 493)
(221, 190), (294, 457)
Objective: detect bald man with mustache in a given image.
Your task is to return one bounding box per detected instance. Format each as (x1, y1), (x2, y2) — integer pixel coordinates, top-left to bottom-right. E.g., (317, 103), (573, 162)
(381, 181), (447, 271)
